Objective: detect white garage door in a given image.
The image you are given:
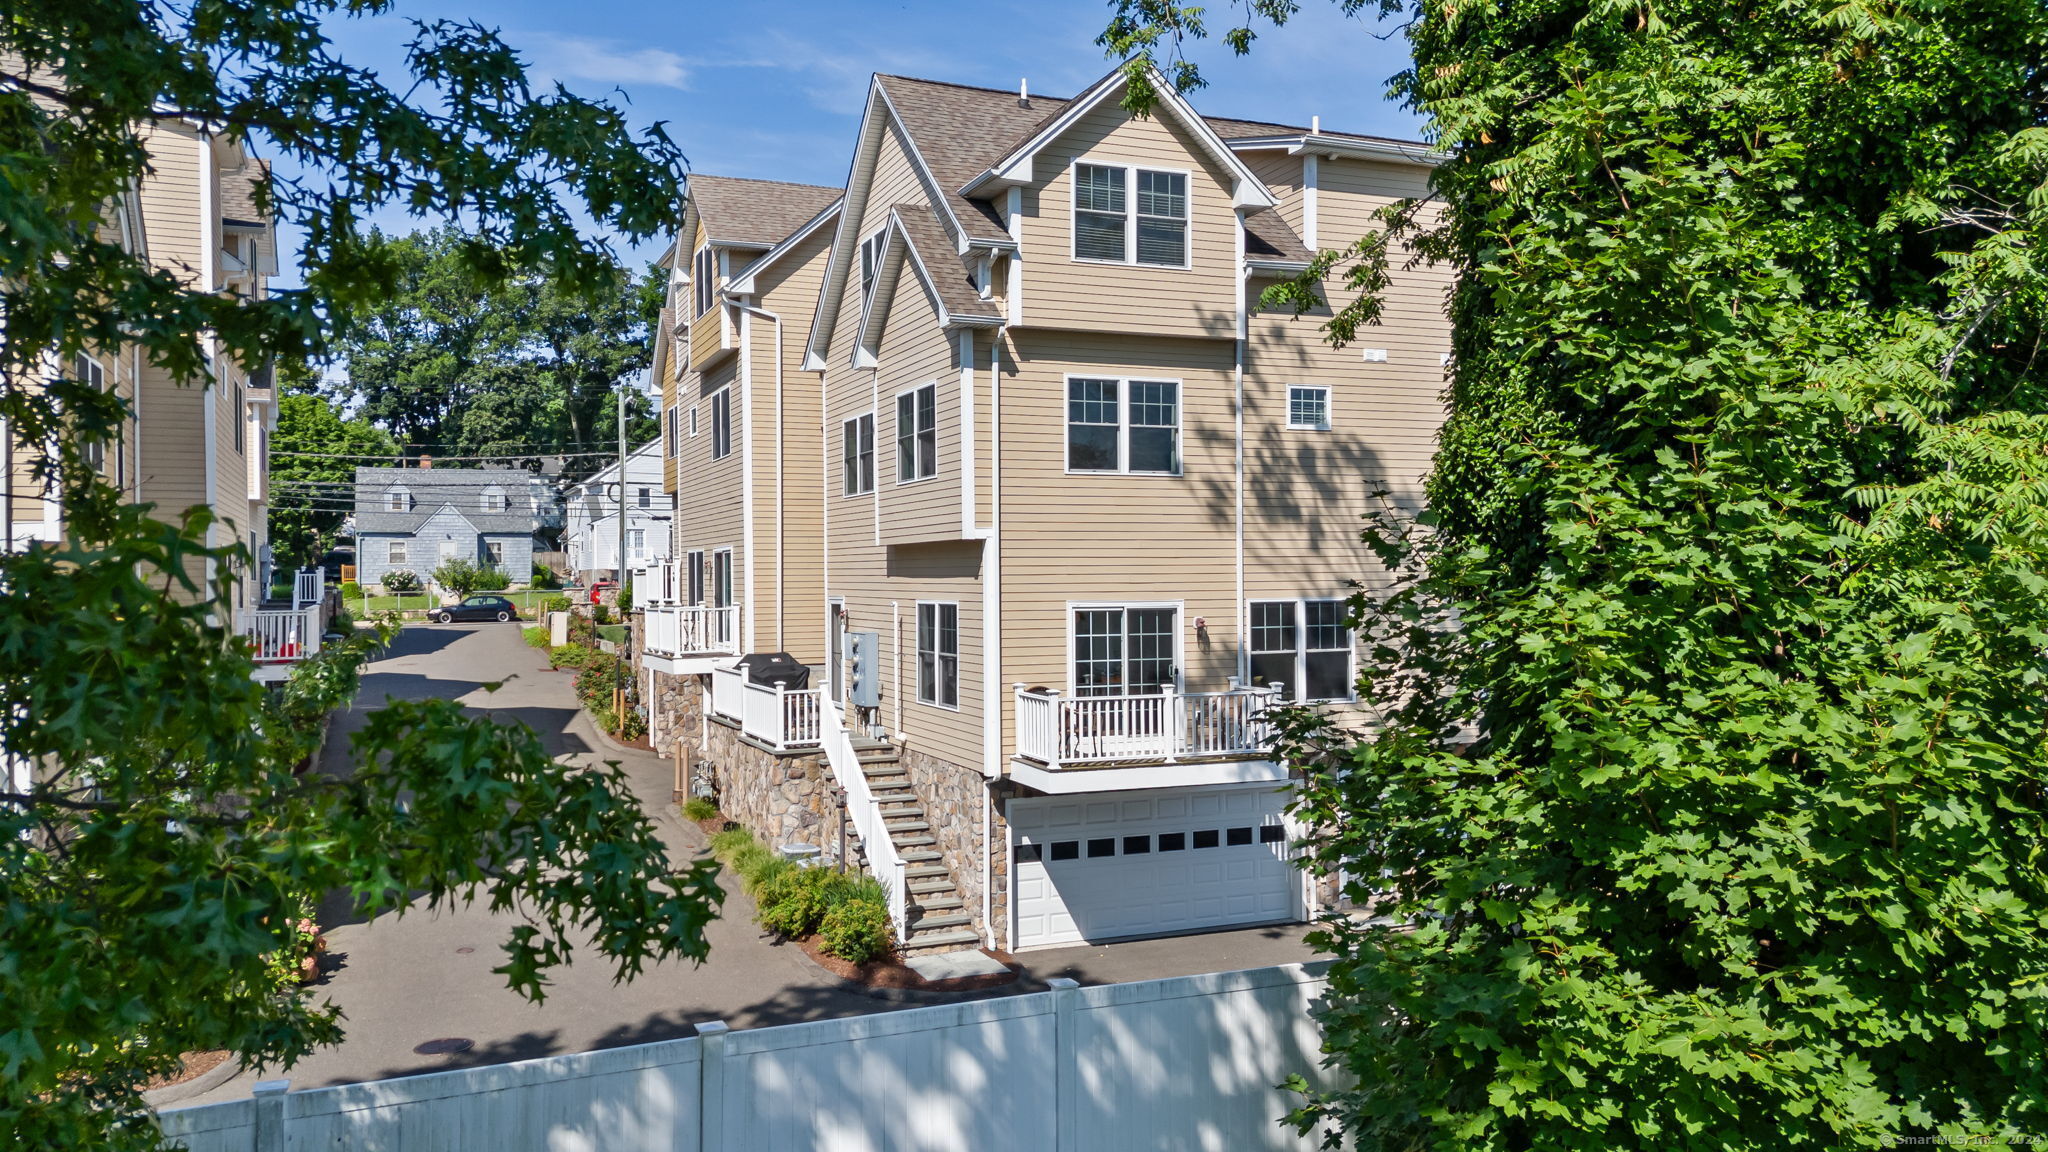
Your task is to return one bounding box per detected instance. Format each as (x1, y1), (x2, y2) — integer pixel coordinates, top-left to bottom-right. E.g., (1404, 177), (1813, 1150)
(1010, 786), (1299, 950)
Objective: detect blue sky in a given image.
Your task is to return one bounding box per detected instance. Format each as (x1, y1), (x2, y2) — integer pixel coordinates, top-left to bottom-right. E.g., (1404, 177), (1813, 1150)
(295, 0), (1421, 273)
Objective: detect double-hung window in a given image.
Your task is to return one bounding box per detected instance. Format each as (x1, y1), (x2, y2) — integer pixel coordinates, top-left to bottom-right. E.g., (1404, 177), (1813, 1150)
(693, 246), (716, 316)
(386, 487), (410, 512)
(1249, 599), (1353, 701)
(74, 355), (107, 473)
(1072, 164), (1188, 267)
(688, 406), (699, 437)
(627, 529), (645, 560)
(710, 389), (732, 459)
(666, 405), (680, 456)
(1067, 376), (1179, 474)
(388, 541), (408, 566)
(917, 602), (959, 707)
(232, 381), (245, 454)
(485, 541), (505, 566)
(842, 412), (875, 495)
(896, 383), (937, 482)
(1287, 386), (1331, 430)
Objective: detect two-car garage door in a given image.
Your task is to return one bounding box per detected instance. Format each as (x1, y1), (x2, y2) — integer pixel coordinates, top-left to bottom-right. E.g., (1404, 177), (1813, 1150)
(1010, 786), (1299, 950)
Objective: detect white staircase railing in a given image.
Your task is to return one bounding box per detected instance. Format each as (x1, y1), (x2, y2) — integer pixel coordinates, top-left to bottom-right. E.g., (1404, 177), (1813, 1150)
(818, 698), (909, 938)
(1013, 683), (1284, 766)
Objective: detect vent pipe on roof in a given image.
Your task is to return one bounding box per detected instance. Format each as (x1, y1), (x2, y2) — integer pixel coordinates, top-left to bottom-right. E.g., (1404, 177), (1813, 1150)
(1311, 115), (1321, 134)
(1019, 78), (1028, 106)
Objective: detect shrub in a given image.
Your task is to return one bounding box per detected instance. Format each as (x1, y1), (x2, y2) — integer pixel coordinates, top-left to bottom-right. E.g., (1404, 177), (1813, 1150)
(521, 626), (548, 649)
(760, 867), (857, 939)
(431, 557), (483, 598)
(818, 900), (892, 964)
(339, 580), (362, 600)
(540, 594), (570, 615)
(381, 569), (421, 593)
(617, 582), (633, 613)
(549, 642), (604, 671)
(471, 564), (509, 592)
(589, 705), (617, 734)
(707, 826), (755, 861)
(617, 708), (646, 741)
(592, 604), (612, 626)
(567, 613), (596, 645)
(681, 797), (720, 822)
(530, 563), (559, 590)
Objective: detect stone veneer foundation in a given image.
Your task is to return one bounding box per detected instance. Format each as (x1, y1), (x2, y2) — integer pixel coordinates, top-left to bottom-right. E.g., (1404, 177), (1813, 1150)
(898, 743), (1006, 951)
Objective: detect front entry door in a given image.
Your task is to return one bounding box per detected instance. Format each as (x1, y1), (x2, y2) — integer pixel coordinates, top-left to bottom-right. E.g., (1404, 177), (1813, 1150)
(1069, 606), (1179, 758)
(828, 599), (847, 703)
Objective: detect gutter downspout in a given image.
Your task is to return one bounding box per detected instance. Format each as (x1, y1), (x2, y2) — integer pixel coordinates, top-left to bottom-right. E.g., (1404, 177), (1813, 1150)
(737, 303), (756, 653)
(982, 327), (1004, 949)
(1234, 212), (1248, 684)
(734, 298), (785, 649)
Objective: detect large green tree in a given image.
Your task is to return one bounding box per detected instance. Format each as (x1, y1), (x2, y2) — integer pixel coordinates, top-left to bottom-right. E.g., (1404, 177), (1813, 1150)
(328, 227), (659, 459)
(269, 385), (398, 566)
(1108, 1), (2048, 1146)
(0, 4), (719, 1148)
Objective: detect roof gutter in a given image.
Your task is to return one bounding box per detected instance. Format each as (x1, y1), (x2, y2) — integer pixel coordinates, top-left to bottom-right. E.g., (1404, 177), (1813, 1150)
(1226, 133), (1449, 167)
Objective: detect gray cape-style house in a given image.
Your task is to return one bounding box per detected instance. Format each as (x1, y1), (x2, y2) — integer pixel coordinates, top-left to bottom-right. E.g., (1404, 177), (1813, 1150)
(352, 464), (546, 590)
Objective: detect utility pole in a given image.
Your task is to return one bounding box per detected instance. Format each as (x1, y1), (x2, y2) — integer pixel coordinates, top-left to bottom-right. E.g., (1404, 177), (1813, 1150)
(613, 377), (629, 728)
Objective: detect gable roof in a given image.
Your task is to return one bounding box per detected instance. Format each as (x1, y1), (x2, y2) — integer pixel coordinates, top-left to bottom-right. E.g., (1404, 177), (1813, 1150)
(687, 175), (842, 249)
(853, 204), (1003, 365)
(727, 196), (843, 295)
(874, 75), (1059, 246)
(351, 466), (540, 535)
(219, 159), (270, 229)
(959, 64), (1277, 211)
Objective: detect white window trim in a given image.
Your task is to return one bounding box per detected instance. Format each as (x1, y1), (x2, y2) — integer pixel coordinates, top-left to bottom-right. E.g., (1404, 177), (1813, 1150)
(387, 540), (409, 566)
(709, 388), (733, 460)
(1285, 385), (1332, 431)
(893, 381), (940, 486)
(1067, 158), (1193, 271)
(1064, 599), (1185, 697)
(693, 245), (716, 317)
(915, 600), (961, 710)
(386, 486), (410, 512)
(1248, 597), (1357, 703)
(858, 230), (887, 302)
(710, 546), (735, 608)
(841, 411), (876, 497)
(1061, 372), (1184, 478)
(688, 405), (699, 437)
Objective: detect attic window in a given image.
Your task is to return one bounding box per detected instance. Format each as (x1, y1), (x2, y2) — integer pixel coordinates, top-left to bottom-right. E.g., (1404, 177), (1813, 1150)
(693, 246), (716, 316)
(481, 485), (507, 513)
(859, 232), (885, 303)
(1073, 163), (1188, 267)
(386, 486), (410, 512)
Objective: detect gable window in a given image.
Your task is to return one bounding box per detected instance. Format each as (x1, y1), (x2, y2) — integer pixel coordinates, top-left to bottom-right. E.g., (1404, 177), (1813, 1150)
(895, 383), (937, 482)
(638, 486), (652, 508)
(485, 540), (504, 566)
(917, 602), (959, 707)
(685, 549), (704, 604)
(842, 412), (875, 495)
(386, 486), (410, 512)
(1249, 599), (1352, 701)
(388, 540), (408, 565)
(481, 485), (507, 512)
(1073, 164), (1188, 267)
(859, 232), (886, 303)
(689, 406), (699, 437)
(1066, 376), (1179, 475)
(710, 389), (732, 459)
(1287, 386), (1331, 430)
(693, 246), (716, 316)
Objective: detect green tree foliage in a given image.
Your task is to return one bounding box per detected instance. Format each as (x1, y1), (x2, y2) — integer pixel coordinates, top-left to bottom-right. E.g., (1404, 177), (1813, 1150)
(1, 4), (720, 1147)
(326, 227), (660, 459)
(270, 386), (397, 566)
(1107, 0), (2048, 1146)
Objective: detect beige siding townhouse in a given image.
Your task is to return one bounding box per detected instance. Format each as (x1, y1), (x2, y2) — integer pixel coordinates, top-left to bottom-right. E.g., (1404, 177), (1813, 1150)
(638, 66), (1449, 955)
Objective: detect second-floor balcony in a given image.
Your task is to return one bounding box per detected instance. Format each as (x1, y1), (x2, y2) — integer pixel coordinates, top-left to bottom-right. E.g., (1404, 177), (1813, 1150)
(1013, 682), (1283, 772)
(708, 664), (823, 753)
(643, 603), (740, 658)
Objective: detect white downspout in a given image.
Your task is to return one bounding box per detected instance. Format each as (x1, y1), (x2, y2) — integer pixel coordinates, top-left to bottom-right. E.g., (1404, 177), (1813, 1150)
(1303, 154), (1320, 250)
(737, 302), (756, 653)
(981, 327), (1005, 949)
(1235, 213), (1248, 683)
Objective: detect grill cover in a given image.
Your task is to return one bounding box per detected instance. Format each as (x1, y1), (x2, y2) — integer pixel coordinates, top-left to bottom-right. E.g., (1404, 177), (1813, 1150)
(737, 652), (810, 691)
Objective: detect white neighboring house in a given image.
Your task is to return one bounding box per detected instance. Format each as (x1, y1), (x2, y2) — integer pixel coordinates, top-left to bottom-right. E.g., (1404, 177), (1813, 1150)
(562, 439), (670, 582)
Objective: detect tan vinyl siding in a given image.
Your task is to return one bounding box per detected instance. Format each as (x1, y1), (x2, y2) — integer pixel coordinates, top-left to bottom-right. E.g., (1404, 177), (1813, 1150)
(1239, 151), (1305, 243)
(744, 221), (832, 659)
(1016, 102), (1239, 341)
(875, 287), (965, 547)
(672, 356), (745, 622)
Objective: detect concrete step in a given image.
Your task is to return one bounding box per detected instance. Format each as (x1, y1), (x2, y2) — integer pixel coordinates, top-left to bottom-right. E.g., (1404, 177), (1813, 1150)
(906, 877), (955, 895)
(890, 833), (937, 848)
(901, 927), (981, 952)
(910, 911), (973, 930)
(901, 849), (943, 864)
(915, 894), (965, 913)
(862, 765), (908, 782)
(904, 861), (949, 877)
(884, 819), (931, 833)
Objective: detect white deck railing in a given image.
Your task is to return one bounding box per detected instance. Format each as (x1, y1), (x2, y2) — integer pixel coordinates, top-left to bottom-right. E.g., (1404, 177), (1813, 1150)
(293, 568), (324, 610)
(241, 605), (322, 665)
(709, 664), (823, 753)
(1013, 683), (1283, 766)
(642, 604), (740, 657)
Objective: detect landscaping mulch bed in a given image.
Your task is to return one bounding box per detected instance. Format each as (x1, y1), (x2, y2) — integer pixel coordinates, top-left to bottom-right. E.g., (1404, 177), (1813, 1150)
(795, 935), (1020, 993)
(142, 1049), (232, 1092)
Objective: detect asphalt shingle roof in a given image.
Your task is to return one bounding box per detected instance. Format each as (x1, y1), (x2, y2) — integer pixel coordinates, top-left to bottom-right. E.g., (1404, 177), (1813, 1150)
(689, 175), (842, 248)
(352, 467), (540, 535)
(891, 204), (1002, 321)
(220, 159), (269, 228)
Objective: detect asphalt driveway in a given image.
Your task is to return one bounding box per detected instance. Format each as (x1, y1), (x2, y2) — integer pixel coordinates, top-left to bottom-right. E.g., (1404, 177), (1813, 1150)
(178, 622), (1313, 1106)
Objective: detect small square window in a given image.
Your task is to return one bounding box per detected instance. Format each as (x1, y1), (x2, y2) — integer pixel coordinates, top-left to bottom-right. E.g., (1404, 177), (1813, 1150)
(1087, 838), (1117, 858)
(1227, 827), (1254, 846)
(1158, 832), (1186, 852)
(1192, 829), (1220, 849)
(1122, 835), (1150, 855)
(1288, 386), (1330, 430)
(1050, 841), (1080, 861)
(1016, 842), (1043, 863)
(1259, 825), (1286, 844)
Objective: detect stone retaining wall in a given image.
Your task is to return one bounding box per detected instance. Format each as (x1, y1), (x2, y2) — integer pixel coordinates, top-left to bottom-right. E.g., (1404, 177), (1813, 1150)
(900, 745), (1005, 950)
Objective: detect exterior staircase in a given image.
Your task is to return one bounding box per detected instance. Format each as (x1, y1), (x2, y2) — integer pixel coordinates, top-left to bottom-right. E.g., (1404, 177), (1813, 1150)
(852, 739), (980, 954)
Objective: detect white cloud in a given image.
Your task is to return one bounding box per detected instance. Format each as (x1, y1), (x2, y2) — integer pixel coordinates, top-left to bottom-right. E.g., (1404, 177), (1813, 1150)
(533, 38), (693, 92)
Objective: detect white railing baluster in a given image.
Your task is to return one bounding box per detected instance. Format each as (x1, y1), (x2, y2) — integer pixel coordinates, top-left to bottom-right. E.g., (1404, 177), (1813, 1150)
(1012, 684), (1276, 769)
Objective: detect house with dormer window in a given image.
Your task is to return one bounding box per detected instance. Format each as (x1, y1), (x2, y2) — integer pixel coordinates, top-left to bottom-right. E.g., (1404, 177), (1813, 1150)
(352, 463), (544, 590)
(637, 64), (1450, 955)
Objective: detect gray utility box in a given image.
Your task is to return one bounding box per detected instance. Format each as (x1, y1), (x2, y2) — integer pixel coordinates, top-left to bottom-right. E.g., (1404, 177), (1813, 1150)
(847, 630), (881, 708)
